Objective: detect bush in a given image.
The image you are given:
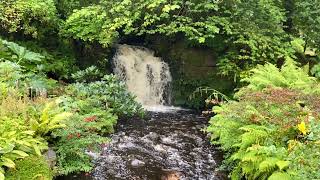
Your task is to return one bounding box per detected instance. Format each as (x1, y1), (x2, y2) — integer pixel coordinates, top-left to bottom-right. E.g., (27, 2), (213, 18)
(52, 74), (143, 175)
(5, 155), (53, 180)
(52, 101), (117, 174)
(207, 59), (320, 180)
(0, 92), (72, 179)
(51, 74), (141, 175)
(65, 74), (144, 117)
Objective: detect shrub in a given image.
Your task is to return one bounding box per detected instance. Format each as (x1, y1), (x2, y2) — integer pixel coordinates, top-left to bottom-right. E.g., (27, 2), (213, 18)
(0, 94), (69, 179)
(207, 59), (320, 180)
(51, 74), (143, 175)
(65, 74), (144, 117)
(52, 96), (118, 174)
(71, 66), (103, 83)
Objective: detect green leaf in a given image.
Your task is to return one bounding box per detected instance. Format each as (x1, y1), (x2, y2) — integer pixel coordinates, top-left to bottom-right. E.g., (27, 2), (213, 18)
(268, 172), (291, 180)
(1, 157), (15, 168)
(276, 161), (290, 170)
(11, 150), (29, 158)
(33, 145), (41, 156)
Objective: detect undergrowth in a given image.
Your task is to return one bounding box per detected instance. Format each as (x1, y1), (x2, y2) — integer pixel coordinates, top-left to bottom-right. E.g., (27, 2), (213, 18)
(207, 59), (320, 180)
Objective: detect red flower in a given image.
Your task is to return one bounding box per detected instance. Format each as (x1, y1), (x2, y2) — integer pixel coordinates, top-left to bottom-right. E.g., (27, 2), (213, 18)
(84, 115), (97, 122)
(76, 133), (81, 138)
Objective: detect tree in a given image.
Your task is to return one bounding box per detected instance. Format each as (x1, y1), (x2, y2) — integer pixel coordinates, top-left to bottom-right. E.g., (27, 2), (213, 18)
(292, 0), (320, 52)
(62, 0), (228, 46)
(0, 0), (58, 38)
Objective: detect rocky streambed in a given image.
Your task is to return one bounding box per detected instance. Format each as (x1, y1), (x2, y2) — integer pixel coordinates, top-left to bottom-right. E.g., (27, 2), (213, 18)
(58, 110), (226, 180)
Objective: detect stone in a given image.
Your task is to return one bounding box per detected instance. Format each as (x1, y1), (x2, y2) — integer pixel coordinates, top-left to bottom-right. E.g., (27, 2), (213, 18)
(131, 159), (145, 167)
(44, 147), (56, 168)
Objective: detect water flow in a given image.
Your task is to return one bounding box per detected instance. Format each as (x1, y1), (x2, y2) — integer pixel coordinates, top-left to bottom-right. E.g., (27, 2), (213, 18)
(113, 45), (172, 108)
(94, 111), (226, 180)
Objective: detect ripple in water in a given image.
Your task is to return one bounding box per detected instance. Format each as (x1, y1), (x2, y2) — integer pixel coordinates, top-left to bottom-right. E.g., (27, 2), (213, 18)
(86, 110), (227, 180)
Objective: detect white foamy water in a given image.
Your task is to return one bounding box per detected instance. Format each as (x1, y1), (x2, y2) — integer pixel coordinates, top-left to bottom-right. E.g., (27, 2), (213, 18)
(143, 105), (186, 112)
(113, 44), (173, 110)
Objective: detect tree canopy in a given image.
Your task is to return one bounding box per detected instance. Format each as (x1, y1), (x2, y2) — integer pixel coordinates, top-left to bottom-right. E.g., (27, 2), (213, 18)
(0, 0), (319, 79)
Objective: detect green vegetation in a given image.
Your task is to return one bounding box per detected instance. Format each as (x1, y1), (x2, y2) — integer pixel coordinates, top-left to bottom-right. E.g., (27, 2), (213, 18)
(6, 155), (53, 180)
(0, 40), (143, 179)
(1, 0), (320, 179)
(207, 60), (320, 179)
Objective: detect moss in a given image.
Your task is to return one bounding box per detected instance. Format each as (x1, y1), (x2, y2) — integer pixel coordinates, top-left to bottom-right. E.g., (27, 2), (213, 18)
(6, 155), (53, 180)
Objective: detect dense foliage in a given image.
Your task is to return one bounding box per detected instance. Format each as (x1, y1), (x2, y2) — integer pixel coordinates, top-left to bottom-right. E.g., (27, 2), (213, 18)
(5, 155), (52, 180)
(1, 0), (320, 179)
(207, 60), (320, 179)
(1, 0), (319, 79)
(52, 71), (143, 174)
(0, 40), (143, 179)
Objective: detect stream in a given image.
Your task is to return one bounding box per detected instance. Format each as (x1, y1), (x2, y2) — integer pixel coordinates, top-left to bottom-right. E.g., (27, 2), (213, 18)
(58, 45), (226, 179)
(58, 109), (226, 180)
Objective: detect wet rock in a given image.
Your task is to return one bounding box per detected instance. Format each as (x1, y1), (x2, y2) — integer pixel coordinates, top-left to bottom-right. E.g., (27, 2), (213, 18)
(131, 159), (145, 167)
(118, 142), (135, 149)
(44, 147), (56, 168)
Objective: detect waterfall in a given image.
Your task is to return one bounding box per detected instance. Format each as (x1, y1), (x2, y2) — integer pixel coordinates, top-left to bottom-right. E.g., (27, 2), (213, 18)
(113, 44), (172, 109)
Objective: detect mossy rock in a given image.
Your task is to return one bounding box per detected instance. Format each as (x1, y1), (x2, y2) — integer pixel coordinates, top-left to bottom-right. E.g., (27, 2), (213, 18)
(6, 155), (53, 180)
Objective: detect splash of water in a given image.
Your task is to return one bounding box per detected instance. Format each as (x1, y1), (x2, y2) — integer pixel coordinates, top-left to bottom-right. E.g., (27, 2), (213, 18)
(113, 45), (172, 108)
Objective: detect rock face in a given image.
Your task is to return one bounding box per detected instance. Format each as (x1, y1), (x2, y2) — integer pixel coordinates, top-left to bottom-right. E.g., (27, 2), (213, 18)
(145, 38), (235, 108)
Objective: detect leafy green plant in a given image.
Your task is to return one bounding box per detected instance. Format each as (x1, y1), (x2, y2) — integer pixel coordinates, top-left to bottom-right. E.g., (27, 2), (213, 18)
(65, 74), (144, 117)
(311, 63), (320, 79)
(29, 101), (71, 137)
(0, 89), (69, 179)
(0, 117), (48, 180)
(207, 59), (320, 180)
(51, 73), (143, 175)
(52, 97), (118, 174)
(1, 40), (44, 65)
(71, 66), (103, 83)
(0, 0), (58, 38)
(0, 61), (22, 85)
(240, 58), (319, 94)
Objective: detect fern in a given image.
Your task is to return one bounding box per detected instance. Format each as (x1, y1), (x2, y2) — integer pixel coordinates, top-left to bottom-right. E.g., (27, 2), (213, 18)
(30, 101), (71, 137)
(189, 87), (230, 104)
(241, 58), (318, 93)
(231, 145), (290, 180)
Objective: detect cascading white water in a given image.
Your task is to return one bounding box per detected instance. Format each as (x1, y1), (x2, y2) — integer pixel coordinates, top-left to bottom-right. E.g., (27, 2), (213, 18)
(113, 44), (174, 110)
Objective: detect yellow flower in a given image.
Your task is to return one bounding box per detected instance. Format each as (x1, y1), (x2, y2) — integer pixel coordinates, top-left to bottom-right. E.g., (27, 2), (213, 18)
(297, 121), (307, 136)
